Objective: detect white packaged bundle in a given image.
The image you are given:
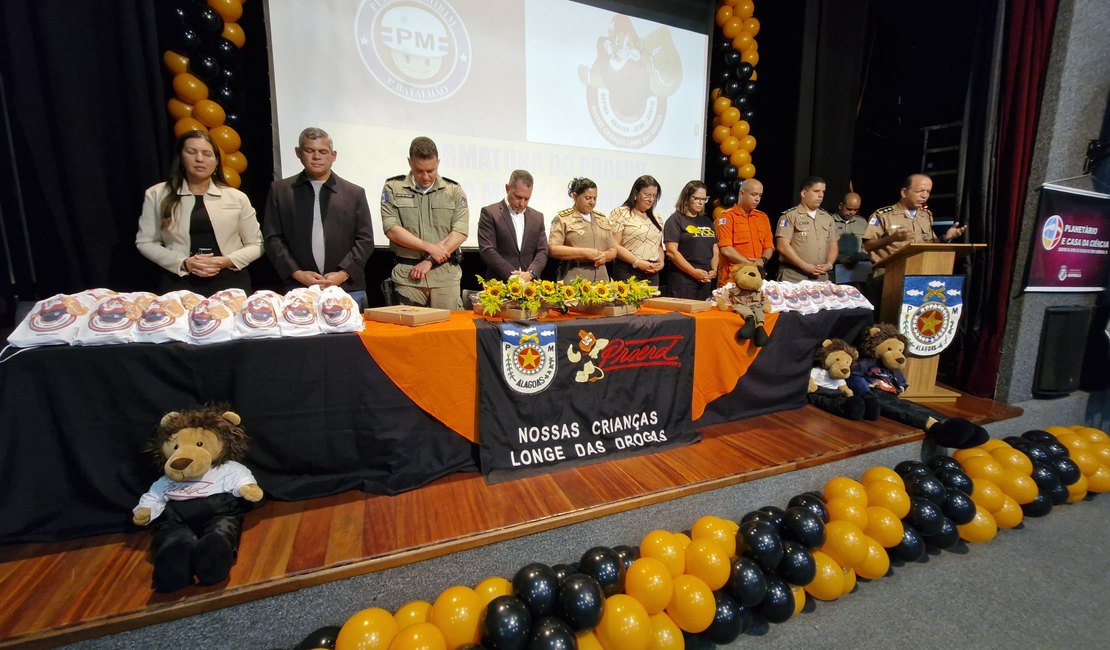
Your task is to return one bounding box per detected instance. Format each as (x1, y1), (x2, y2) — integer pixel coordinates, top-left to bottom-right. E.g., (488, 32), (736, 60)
(132, 290), (201, 344)
(186, 296), (237, 345)
(209, 288), (247, 314)
(278, 287), (322, 337)
(233, 290), (283, 340)
(72, 292), (152, 346)
(6, 293), (96, 348)
(317, 286), (364, 334)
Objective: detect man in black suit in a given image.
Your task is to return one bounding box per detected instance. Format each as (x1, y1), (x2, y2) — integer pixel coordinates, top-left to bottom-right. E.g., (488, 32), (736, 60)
(477, 170), (549, 281)
(263, 127), (375, 307)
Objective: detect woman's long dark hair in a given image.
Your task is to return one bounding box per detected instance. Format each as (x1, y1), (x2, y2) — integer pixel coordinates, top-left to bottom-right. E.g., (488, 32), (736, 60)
(160, 130), (226, 228)
(621, 175), (662, 230)
(675, 180), (708, 216)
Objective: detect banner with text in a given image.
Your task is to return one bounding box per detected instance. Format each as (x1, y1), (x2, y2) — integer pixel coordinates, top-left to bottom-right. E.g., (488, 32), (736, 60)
(1026, 186), (1110, 292)
(476, 313), (697, 481)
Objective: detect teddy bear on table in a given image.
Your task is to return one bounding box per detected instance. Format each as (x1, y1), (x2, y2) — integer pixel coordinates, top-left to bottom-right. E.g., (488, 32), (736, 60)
(847, 323), (989, 449)
(808, 338), (874, 421)
(715, 262), (772, 347)
(133, 406), (263, 592)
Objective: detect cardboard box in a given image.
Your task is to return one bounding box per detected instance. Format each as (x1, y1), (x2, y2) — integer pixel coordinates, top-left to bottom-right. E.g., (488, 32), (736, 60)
(642, 297), (713, 313)
(363, 306), (452, 326)
(569, 303), (638, 317)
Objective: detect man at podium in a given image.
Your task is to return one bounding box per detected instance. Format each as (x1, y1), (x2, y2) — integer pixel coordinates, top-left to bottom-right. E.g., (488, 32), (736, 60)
(862, 174), (968, 267)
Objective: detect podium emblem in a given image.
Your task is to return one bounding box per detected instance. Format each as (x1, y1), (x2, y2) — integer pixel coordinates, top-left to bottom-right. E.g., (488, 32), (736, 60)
(899, 276), (964, 356)
(501, 324), (557, 394)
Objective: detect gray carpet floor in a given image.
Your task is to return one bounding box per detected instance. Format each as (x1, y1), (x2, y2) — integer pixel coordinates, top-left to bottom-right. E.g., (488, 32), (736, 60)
(66, 393), (1110, 649)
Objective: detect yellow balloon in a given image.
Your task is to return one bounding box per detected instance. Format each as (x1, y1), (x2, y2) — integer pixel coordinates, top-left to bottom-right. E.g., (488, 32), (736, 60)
(989, 447), (1033, 475)
(473, 577), (512, 608)
(1087, 463), (1110, 492)
(683, 539), (731, 591)
(673, 532), (692, 549)
(690, 516), (737, 556)
(861, 466), (906, 489)
(819, 520), (868, 569)
(167, 98), (193, 122)
(393, 600), (432, 631)
(742, 18), (761, 37)
(210, 125), (242, 154)
(804, 551), (843, 601)
(648, 611), (684, 650)
(963, 455), (1005, 483)
(953, 447), (990, 463)
(222, 21), (246, 48)
(1076, 426), (1109, 445)
(192, 99), (227, 129)
(1092, 443), (1110, 466)
(640, 530), (685, 577)
(993, 496), (1024, 529)
(428, 585), (481, 649)
(715, 6), (734, 27)
(712, 125), (732, 144)
(865, 480), (911, 519)
(337, 607), (397, 650)
(863, 506), (904, 548)
(163, 50), (189, 75)
(730, 149), (752, 168)
(997, 469), (1038, 504)
(664, 575), (714, 633)
(791, 584), (806, 617)
(624, 557), (673, 615)
(387, 622), (446, 650)
(978, 438), (1009, 452)
(222, 166), (242, 188)
(742, 50), (759, 67)
(722, 17), (744, 40)
(970, 477), (1006, 513)
(1071, 449), (1099, 476)
(826, 496), (868, 529)
(739, 134), (758, 153)
(710, 87), (721, 101)
(734, 0), (755, 20)
(957, 507), (998, 543)
(731, 33), (753, 52)
(738, 163), (756, 180)
(209, 0), (244, 22)
(730, 119), (751, 139)
(1067, 473), (1089, 502)
(720, 136), (741, 156)
(854, 537), (890, 580)
(712, 96), (732, 116)
(174, 117), (208, 138)
(596, 594), (652, 650)
(841, 566), (857, 596)
(576, 631), (605, 650)
(224, 151), (248, 174)
(720, 107), (741, 127)
(173, 73), (208, 104)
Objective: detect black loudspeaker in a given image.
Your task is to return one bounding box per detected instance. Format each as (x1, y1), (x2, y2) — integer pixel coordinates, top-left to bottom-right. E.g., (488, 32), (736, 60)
(1033, 306), (1093, 397)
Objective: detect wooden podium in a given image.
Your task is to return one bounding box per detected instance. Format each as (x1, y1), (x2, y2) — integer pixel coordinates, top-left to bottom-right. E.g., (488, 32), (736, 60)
(873, 242), (986, 402)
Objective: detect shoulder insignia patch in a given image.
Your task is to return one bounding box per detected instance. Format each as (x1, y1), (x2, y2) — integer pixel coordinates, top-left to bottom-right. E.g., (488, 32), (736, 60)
(386, 174), (405, 182)
(876, 205), (895, 214)
(442, 176), (459, 185)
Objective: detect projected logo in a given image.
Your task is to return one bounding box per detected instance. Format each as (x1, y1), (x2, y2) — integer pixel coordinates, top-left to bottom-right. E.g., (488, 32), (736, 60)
(578, 16), (683, 149)
(1041, 214), (1064, 250)
(355, 0), (472, 102)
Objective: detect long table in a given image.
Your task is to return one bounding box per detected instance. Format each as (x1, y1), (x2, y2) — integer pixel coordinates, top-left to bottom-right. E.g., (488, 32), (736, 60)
(0, 307), (871, 544)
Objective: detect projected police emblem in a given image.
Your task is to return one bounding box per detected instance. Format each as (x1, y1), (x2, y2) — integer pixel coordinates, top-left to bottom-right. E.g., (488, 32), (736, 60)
(578, 16), (683, 149)
(501, 324), (557, 394)
(898, 276), (964, 357)
(355, 0), (472, 102)
(1041, 214), (1064, 250)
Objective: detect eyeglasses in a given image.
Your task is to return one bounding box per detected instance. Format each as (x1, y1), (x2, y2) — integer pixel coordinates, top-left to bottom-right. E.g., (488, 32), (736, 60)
(691, 196), (708, 202)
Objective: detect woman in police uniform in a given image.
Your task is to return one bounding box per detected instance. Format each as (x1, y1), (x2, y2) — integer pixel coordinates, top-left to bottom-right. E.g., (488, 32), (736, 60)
(548, 177), (617, 282)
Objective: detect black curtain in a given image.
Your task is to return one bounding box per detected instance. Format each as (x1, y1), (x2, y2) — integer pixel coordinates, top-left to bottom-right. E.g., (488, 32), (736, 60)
(0, 0), (168, 318)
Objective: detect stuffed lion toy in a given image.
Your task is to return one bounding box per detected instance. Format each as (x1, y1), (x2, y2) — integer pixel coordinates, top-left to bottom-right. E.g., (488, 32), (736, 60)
(133, 406), (263, 592)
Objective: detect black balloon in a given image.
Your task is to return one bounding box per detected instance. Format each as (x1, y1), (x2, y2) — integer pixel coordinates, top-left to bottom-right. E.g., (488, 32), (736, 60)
(702, 590), (748, 644)
(212, 83), (238, 106)
(481, 596), (532, 650)
(1022, 442), (1051, 464)
(742, 81), (758, 95)
(193, 7), (224, 37)
(755, 575), (794, 624)
(1030, 462), (1062, 492)
(780, 507), (826, 548)
(527, 616), (576, 650)
(171, 6), (191, 25)
(1047, 483), (1070, 505)
(714, 180), (731, 196)
(294, 625), (341, 650)
(722, 192), (739, 208)
(191, 55), (221, 83)
(723, 49), (742, 67)
(776, 541), (817, 586)
(907, 497), (945, 536)
(738, 521), (784, 571)
(578, 547), (624, 597)
(213, 37), (238, 63)
(736, 62), (754, 81)
(731, 178), (745, 192)
(219, 65), (239, 86)
(178, 27), (203, 56)
(725, 556), (767, 606)
(715, 153), (732, 167)
(555, 574), (604, 631)
(732, 94), (750, 109)
(613, 545), (637, 571)
(922, 516), (960, 550)
(718, 68), (736, 85)
(512, 563), (559, 620)
(1021, 429), (1058, 444)
(1021, 494), (1053, 517)
(905, 474), (947, 507)
(787, 493), (829, 523)
(758, 506), (786, 529)
(722, 164), (739, 180)
(741, 109), (756, 121)
(891, 525), (926, 562)
(895, 460), (932, 479)
(224, 112), (241, 129)
(940, 487), (976, 525)
(1044, 441), (1070, 459)
(937, 469), (974, 495)
(1053, 457), (1081, 485)
(926, 454), (962, 475)
(551, 564), (575, 584)
(723, 79), (743, 98)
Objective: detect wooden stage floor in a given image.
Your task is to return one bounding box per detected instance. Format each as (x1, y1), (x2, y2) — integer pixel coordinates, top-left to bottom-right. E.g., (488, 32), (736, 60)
(0, 394), (1021, 648)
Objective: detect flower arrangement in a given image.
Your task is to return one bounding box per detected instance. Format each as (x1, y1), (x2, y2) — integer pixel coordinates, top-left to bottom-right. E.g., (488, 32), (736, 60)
(474, 275), (659, 318)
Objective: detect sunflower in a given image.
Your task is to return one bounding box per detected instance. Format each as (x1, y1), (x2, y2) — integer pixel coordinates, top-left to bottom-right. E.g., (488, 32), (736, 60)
(594, 283), (611, 301)
(614, 281), (630, 299)
(540, 280), (557, 297)
(522, 283), (538, 301)
(560, 284), (577, 301)
(486, 283), (504, 299)
(507, 281), (524, 299)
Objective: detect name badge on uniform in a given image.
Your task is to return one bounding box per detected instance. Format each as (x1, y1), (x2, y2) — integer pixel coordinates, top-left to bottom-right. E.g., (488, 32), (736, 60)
(393, 192), (415, 208)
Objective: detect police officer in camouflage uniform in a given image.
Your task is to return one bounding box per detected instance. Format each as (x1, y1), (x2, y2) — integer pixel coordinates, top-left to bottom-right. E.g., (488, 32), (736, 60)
(381, 136), (469, 309)
(774, 176), (838, 282)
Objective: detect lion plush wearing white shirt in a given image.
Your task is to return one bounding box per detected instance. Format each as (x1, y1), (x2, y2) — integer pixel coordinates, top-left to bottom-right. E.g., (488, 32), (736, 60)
(133, 406), (263, 592)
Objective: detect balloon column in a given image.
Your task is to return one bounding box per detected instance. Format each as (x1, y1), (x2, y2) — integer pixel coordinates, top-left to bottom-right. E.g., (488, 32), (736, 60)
(294, 424), (1107, 648)
(159, 0), (249, 188)
(709, 0), (760, 218)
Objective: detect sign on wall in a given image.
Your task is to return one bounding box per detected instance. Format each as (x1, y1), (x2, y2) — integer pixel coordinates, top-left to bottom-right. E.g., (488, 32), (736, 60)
(1025, 185), (1110, 292)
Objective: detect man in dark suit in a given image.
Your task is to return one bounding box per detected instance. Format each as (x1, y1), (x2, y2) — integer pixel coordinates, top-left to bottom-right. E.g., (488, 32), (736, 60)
(477, 170), (549, 281)
(263, 127), (375, 307)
